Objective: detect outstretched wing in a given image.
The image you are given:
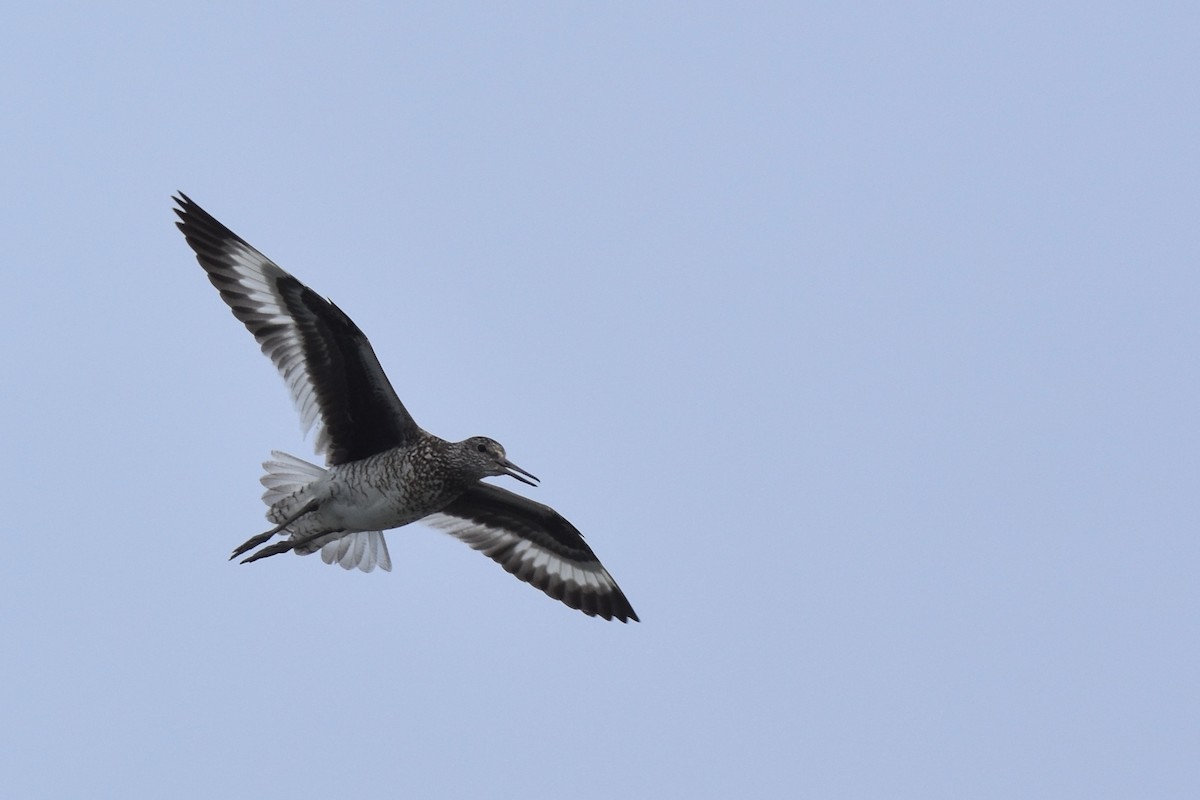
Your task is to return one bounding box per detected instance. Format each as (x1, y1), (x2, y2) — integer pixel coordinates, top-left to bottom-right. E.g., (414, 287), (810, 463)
(425, 483), (639, 622)
(174, 193), (421, 465)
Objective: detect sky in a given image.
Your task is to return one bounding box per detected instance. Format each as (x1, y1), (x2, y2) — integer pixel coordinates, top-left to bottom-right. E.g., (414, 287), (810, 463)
(1, 2), (1197, 797)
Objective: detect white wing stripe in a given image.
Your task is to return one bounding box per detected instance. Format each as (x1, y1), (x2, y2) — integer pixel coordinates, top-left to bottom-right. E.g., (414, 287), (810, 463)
(423, 515), (619, 593)
(208, 238), (333, 455)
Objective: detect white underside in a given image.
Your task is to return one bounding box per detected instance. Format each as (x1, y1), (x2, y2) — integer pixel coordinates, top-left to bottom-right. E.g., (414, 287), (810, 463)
(260, 451), (392, 572)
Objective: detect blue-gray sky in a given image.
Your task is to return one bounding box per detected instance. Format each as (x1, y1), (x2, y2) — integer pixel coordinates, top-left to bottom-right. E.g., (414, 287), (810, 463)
(3, 3), (1197, 797)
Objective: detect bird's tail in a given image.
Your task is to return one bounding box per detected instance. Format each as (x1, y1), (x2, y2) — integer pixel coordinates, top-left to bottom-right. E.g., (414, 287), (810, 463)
(257, 451), (392, 572)
(260, 450), (331, 542)
(261, 450), (327, 510)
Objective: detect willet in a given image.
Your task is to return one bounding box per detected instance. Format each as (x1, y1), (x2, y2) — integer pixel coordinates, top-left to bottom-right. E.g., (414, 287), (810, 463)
(174, 194), (638, 622)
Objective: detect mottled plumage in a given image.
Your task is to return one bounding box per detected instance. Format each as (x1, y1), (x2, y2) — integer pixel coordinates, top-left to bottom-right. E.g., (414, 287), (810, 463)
(175, 193), (637, 622)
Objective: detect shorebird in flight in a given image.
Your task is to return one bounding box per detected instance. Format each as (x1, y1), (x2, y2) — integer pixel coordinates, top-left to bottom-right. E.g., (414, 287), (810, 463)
(175, 194), (638, 622)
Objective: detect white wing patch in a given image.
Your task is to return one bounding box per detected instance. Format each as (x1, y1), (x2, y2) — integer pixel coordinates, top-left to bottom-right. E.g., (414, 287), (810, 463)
(423, 513), (622, 598)
(218, 239), (332, 457)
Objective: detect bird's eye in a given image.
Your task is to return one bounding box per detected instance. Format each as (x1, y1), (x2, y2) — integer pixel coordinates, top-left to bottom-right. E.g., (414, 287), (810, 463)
(476, 443), (487, 453)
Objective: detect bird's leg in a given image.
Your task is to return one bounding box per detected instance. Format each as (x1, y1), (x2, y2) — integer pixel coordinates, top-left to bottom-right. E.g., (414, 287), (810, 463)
(229, 499), (319, 561)
(238, 525), (337, 565)
(239, 537), (299, 564)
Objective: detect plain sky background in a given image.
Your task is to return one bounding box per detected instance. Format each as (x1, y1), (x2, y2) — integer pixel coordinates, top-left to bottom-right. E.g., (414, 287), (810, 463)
(2, 2), (1197, 797)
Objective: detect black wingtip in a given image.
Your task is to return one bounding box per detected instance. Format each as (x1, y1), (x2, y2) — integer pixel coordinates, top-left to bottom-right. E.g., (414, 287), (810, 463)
(173, 193), (254, 252)
(171, 191), (195, 220)
(611, 597), (640, 623)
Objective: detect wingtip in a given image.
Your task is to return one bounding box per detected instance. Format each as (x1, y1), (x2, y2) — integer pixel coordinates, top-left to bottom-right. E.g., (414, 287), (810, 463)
(611, 601), (640, 623)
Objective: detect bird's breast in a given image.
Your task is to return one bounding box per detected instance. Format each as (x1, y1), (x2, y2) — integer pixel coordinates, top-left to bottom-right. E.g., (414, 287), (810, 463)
(321, 450), (460, 532)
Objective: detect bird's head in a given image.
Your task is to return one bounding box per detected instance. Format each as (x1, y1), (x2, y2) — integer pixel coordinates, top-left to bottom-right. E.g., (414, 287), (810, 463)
(460, 436), (540, 486)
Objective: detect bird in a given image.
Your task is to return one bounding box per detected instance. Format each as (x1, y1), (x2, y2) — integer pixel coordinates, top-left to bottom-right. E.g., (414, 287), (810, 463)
(174, 193), (638, 622)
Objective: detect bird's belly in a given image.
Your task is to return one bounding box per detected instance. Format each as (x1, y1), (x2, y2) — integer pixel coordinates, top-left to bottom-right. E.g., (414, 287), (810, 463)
(322, 486), (426, 532)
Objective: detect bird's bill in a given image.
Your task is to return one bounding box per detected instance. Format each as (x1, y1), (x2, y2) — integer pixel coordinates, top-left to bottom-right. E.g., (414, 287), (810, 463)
(502, 460), (540, 486)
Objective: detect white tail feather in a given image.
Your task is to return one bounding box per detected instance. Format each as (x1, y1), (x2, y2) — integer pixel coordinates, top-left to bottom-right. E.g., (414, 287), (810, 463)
(260, 450), (327, 505)
(319, 531), (392, 572)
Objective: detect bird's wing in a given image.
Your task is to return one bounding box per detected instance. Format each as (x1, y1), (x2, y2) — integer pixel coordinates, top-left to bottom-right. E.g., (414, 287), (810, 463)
(424, 483), (639, 622)
(174, 193), (421, 465)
